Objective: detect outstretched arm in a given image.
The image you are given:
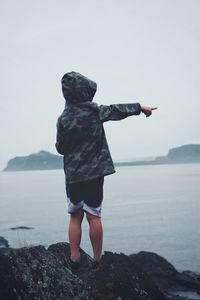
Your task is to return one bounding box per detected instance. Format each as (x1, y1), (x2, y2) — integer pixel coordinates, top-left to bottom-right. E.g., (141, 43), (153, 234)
(98, 103), (141, 122)
(98, 103), (157, 122)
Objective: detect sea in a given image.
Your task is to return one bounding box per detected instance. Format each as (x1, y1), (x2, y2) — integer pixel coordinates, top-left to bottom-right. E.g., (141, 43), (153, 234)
(0, 163), (200, 273)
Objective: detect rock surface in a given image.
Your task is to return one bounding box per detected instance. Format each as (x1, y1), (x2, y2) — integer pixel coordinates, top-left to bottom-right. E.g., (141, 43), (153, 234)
(0, 237), (9, 248)
(130, 251), (200, 300)
(0, 242), (200, 300)
(9, 226), (35, 230)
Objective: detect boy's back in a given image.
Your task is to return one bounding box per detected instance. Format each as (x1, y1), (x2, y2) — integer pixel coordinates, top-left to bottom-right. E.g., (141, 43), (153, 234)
(56, 71), (141, 184)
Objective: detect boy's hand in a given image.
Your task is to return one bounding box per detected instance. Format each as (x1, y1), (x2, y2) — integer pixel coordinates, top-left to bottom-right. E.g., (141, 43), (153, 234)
(141, 106), (158, 117)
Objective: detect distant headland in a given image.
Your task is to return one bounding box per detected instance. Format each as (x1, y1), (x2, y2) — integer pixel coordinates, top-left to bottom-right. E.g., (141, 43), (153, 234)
(3, 151), (62, 172)
(3, 144), (200, 172)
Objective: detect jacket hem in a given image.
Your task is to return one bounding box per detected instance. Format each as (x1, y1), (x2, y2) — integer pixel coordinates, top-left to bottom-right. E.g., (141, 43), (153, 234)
(65, 169), (116, 184)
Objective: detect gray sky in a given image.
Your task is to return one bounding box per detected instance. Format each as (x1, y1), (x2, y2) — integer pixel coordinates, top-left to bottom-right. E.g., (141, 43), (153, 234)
(0, 0), (199, 169)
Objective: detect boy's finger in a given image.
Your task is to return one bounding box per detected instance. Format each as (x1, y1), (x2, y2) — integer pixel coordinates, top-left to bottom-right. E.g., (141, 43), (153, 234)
(151, 107), (158, 110)
(146, 111), (152, 117)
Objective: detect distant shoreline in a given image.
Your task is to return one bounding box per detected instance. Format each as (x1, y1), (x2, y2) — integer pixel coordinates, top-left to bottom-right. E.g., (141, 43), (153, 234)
(2, 159), (200, 172)
(115, 160), (200, 167)
(3, 144), (200, 172)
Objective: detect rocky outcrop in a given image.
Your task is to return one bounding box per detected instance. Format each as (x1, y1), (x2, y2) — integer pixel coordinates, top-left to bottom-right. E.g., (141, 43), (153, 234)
(9, 226), (35, 230)
(0, 242), (200, 300)
(156, 144), (200, 163)
(0, 237), (9, 248)
(130, 251), (200, 300)
(0, 244), (90, 300)
(0, 242), (164, 300)
(3, 151), (62, 171)
(167, 144), (200, 161)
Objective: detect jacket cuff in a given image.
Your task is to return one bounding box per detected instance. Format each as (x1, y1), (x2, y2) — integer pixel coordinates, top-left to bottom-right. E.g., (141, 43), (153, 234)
(136, 102), (142, 115)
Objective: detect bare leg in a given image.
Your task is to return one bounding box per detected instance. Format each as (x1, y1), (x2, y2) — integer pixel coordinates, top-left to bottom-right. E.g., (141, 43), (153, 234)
(68, 209), (84, 261)
(86, 212), (103, 261)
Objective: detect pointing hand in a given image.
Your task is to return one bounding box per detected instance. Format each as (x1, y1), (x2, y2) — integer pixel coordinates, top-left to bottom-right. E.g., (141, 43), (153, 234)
(141, 106), (158, 117)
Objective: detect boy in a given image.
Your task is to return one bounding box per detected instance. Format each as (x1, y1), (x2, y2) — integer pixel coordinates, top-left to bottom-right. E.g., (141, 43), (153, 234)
(55, 71), (157, 268)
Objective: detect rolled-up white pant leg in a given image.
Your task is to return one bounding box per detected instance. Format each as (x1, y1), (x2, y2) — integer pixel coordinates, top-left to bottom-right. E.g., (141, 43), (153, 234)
(83, 203), (102, 217)
(67, 197), (84, 214)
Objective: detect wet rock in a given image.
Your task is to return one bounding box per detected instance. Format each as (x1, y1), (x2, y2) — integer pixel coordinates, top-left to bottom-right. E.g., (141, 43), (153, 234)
(130, 251), (200, 300)
(1, 243), (199, 300)
(0, 244), (90, 300)
(0, 243), (165, 300)
(9, 226), (35, 230)
(48, 245), (166, 300)
(85, 251), (166, 300)
(0, 236), (9, 248)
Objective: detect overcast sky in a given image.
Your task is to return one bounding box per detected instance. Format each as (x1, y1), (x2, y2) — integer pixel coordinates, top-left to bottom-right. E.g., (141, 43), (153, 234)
(0, 0), (199, 169)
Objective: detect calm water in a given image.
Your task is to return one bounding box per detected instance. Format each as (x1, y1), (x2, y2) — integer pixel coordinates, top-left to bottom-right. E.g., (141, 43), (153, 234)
(0, 164), (200, 272)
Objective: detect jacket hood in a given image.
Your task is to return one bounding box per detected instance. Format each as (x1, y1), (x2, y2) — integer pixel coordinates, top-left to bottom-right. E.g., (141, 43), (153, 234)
(61, 71), (97, 105)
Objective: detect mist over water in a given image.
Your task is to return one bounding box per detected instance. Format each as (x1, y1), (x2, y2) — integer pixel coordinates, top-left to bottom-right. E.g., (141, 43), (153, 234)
(0, 164), (200, 272)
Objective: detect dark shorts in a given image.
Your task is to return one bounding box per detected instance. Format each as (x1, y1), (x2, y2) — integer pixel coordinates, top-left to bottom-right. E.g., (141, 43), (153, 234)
(66, 176), (104, 217)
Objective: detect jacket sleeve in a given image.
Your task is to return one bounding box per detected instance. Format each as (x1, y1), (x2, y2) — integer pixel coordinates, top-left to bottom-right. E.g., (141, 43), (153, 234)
(55, 119), (69, 155)
(97, 102), (141, 122)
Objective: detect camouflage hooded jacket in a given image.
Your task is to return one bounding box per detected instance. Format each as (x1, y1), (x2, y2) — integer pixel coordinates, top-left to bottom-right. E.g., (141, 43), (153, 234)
(55, 72), (141, 184)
